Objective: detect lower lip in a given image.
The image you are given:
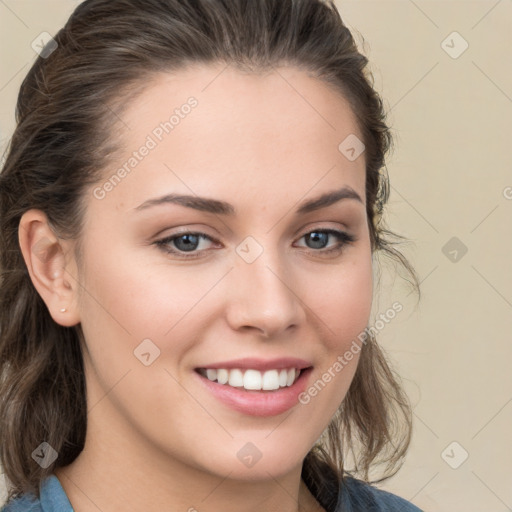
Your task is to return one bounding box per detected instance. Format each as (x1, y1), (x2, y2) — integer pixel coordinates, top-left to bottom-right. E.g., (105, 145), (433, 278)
(195, 368), (313, 417)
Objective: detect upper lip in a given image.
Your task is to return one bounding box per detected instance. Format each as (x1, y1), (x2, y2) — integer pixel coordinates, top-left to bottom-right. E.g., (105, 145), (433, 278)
(195, 357), (312, 372)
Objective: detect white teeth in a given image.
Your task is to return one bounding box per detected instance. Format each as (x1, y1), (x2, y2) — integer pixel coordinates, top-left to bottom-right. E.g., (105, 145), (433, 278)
(279, 369), (288, 387)
(217, 369), (229, 384)
(206, 369), (217, 381)
(200, 367), (302, 391)
(262, 369), (280, 390)
(244, 369), (262, 390)
(228, 368), (244, 387)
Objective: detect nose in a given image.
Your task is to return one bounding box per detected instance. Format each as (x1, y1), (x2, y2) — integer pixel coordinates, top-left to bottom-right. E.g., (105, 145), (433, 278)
(224, 248), (305, 339)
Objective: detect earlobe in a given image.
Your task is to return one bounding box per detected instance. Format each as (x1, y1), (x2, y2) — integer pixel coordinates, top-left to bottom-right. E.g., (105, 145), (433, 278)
(18, 209), (80, 327)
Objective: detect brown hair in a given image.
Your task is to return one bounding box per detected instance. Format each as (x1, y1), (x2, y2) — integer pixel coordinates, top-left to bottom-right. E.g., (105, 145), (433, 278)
(0, 0), (420, 508)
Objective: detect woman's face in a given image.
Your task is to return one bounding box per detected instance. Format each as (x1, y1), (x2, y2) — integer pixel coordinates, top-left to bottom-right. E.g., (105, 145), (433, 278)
(71, 64), (373, 480)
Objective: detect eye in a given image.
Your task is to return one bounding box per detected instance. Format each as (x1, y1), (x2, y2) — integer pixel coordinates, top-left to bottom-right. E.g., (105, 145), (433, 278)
(294, 229), (356, 255)
(154, 228), (357, 260)
(154, 231), (218, 259)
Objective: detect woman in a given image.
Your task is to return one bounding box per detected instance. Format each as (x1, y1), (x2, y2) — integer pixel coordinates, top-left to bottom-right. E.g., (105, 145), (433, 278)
(0, 0), (423, 510)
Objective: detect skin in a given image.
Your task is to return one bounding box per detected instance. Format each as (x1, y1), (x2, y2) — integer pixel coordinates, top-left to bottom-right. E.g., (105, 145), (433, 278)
(19, 64), (373, 512)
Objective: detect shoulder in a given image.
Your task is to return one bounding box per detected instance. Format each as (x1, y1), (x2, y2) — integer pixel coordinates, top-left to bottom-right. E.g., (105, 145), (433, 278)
(0, 494), (42, 512)
(339, 476), (424, 512)
(1, 475), (73, 512)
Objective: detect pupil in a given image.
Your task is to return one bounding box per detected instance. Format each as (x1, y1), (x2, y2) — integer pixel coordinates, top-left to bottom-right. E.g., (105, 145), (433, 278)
(175, 234), (199, 252)
(308, 232), (327, 249)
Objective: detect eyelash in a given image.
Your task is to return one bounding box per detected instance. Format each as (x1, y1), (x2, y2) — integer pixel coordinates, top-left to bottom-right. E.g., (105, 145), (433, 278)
(154, 228), (357, 260)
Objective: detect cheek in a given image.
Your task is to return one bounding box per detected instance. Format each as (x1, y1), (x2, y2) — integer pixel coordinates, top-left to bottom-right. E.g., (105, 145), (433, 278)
(299, 286), (371, 423)
(298, 249), (372, 413)
(77, 241), (225, 384)
(79, 239), (192, 335)
(310, 252), (373, 350)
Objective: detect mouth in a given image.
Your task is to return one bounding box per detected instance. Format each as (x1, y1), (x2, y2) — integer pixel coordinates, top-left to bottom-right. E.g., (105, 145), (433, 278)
(195, 367), (303, 392)
(193, 363), (313, 417)
(193, 361), (314, 417)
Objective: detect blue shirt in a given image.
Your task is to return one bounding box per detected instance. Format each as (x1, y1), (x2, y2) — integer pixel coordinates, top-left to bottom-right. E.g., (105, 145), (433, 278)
(1, 474), (423, 511)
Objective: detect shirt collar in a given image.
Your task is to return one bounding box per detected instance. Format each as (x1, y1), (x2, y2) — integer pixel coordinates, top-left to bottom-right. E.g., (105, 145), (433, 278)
(40, 475), (74, 512)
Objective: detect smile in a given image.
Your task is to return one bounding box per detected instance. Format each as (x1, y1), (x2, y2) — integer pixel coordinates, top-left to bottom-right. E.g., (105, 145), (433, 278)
(197, 367), (301, 391)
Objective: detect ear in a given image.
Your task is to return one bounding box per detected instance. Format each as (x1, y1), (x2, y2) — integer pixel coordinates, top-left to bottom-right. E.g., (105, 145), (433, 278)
(18, 209), (81, 327)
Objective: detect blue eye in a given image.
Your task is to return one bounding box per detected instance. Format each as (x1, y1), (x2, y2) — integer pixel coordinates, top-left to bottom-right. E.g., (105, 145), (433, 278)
(155, 232), (215, 257)
(154, 228), (356, 259)
(298, 229), (356, 251)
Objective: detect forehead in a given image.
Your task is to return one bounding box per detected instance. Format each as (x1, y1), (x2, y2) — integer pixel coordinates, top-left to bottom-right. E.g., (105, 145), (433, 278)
(89, 64), (366, 217)
(122, 63), (363, 145)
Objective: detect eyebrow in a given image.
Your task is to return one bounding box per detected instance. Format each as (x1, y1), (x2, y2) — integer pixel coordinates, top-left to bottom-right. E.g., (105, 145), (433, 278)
(133, 186), (363, 216)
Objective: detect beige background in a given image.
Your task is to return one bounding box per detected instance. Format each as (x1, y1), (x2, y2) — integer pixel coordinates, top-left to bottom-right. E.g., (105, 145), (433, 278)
(1, 1), (511, 510)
